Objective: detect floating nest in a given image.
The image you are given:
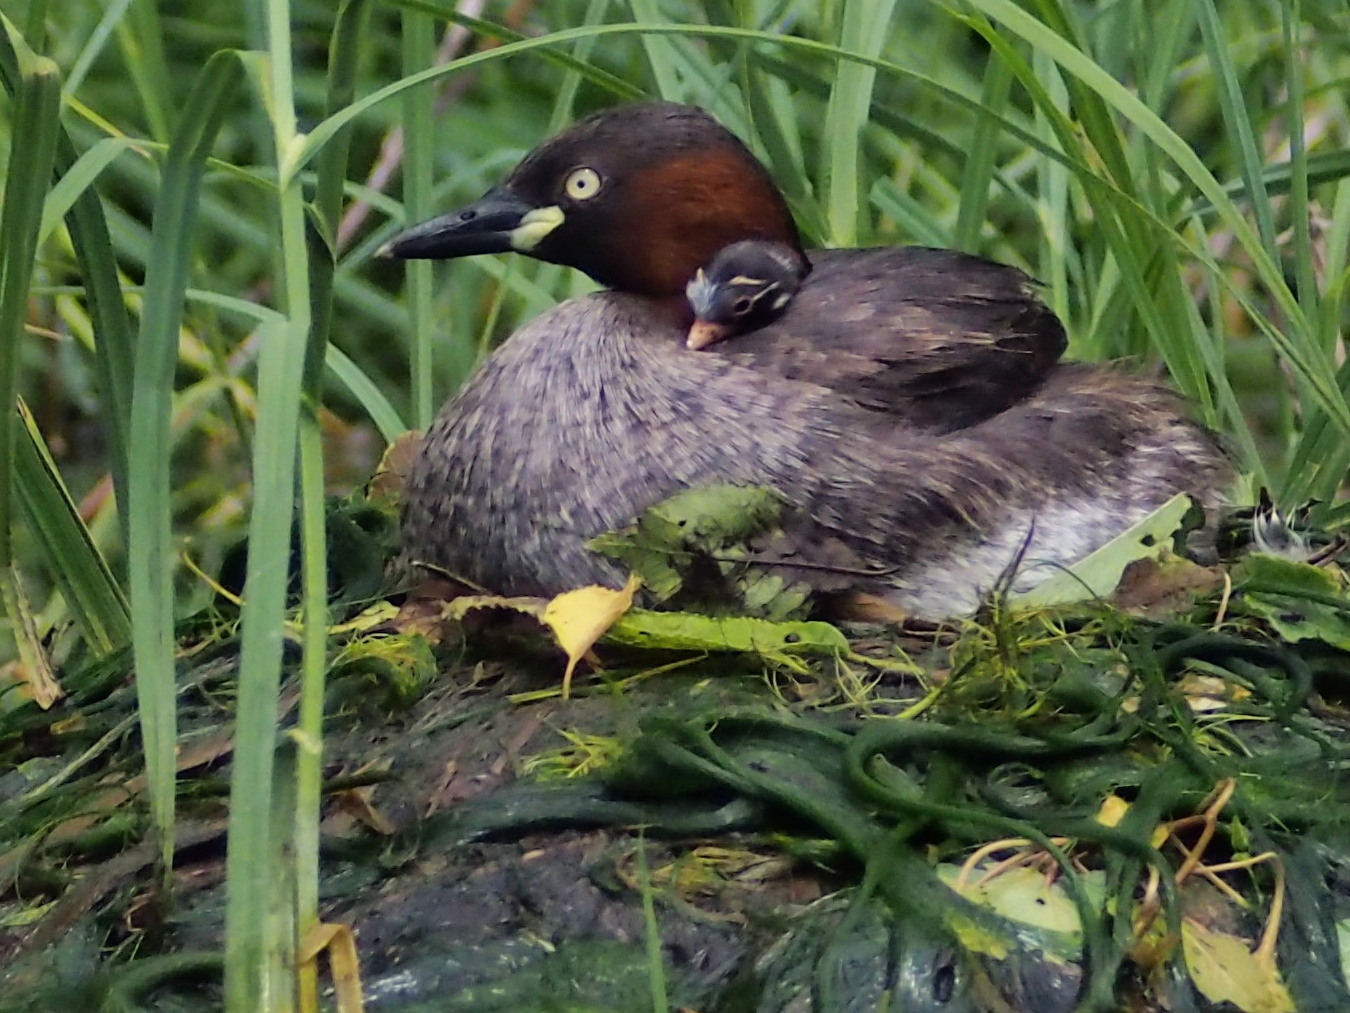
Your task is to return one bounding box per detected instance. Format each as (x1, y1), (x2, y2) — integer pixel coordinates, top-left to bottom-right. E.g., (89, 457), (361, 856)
(2, 487), (1350, 1013)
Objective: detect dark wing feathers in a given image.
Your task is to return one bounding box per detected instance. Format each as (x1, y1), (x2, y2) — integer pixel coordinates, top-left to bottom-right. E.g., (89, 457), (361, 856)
(716, 247), (1067, 431)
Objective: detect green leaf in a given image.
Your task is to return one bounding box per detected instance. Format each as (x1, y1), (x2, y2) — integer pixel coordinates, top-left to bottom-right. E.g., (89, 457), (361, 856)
(127, 47), (245, 880)
(1238, 553), (1342, 598)
(606, 608), (848, 658)
(1236, 554), (1350, 651)
(0, 23), (65, 706)
(938, 863), (1107, 943)
(37, 137), (143, 248)
(1013, 493), (1196, 608)
(0, 28), (61, 564)
(589, 485), (782, 590)
(1182, 918), (1294, 1013)
(15, 401), (130, 655)
(589, 484), (814, 619)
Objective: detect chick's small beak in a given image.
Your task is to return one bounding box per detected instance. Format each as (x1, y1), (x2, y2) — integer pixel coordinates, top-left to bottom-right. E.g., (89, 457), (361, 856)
(686, 319), (733, 351)
(378, 187), (562, 260)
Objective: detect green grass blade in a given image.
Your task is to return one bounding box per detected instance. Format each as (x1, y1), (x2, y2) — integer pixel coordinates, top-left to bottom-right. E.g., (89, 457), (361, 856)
(549, 0), (610, 131)
(127, 47), (244, 883)
(58, 136), (139, 527)
(15, 401), (130, 654)
(309, 0), (405, 443)
(0, 23), (63, 698)
(114, 0), (173, 142)
(292, 27), (855, 167)
(743, 56), (822, 240)
(629, 0), (684, 99)
(0, 20), (139, 547)
(1030, 48), (1071, 322)
(1269, 0), (1325, 502)
(1137, 0), (1195, 111)
(1281, 0), (1316, 331)
(967, 22), (1198, 380)
(822, 0), (898, 246)
(1284, 351), (1350, 503)
(64, 0), (134, 94)
(37, 137), (142, 247)
(401, 4), (437, 426)
(869, 178), (949, 247)
(417, 6), (645, 103)
(296, 5), (371, 999)
(224, 307), (306, 1012)
(1021, 0), (1131, 187)
(0, 31), (61, 568)
(1183, 148), (1350, 216)
(635, 834), (669, 1013)
(954, 50), (1013, 253)
(224, 2), (323, 1002)
(325, 344), (406, 442)
(1196, 0), (1278, 256)
(293, 409), (327, 992)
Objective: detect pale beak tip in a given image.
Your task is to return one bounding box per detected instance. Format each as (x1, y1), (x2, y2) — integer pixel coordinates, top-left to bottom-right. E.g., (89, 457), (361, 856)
(686, 320), (728, 351)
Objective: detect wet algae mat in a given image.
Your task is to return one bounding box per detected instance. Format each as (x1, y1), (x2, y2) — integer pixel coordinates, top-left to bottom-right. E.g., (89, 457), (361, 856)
(4, 534), (1350, 1012)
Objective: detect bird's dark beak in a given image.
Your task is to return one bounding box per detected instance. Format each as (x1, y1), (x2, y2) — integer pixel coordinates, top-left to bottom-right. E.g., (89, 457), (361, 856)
(378, 187), (563, 260)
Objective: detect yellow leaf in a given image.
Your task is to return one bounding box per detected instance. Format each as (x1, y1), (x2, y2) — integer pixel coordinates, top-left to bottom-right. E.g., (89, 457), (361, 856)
(0, 565), (62, 708)
(446, 594), (546, 621)
(368, 429), (423, 506)
(1095, 794), (1130, 828)
(299, 920), (365, 1013)
(1182, 918), (1294, 1013)
(945, 864), (1085, 937)
(543, 574), (641, 698)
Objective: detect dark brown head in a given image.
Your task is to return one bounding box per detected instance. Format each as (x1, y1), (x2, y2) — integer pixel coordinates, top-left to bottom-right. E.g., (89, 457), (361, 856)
(380, 102), (804, 299)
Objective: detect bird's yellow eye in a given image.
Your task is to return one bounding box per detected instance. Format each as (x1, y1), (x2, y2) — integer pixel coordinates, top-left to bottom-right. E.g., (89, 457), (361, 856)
(564, 167), (602, 200)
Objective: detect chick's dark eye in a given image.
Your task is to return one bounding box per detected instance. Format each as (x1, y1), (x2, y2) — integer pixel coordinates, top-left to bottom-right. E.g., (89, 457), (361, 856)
(731, 296), (754, 317)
